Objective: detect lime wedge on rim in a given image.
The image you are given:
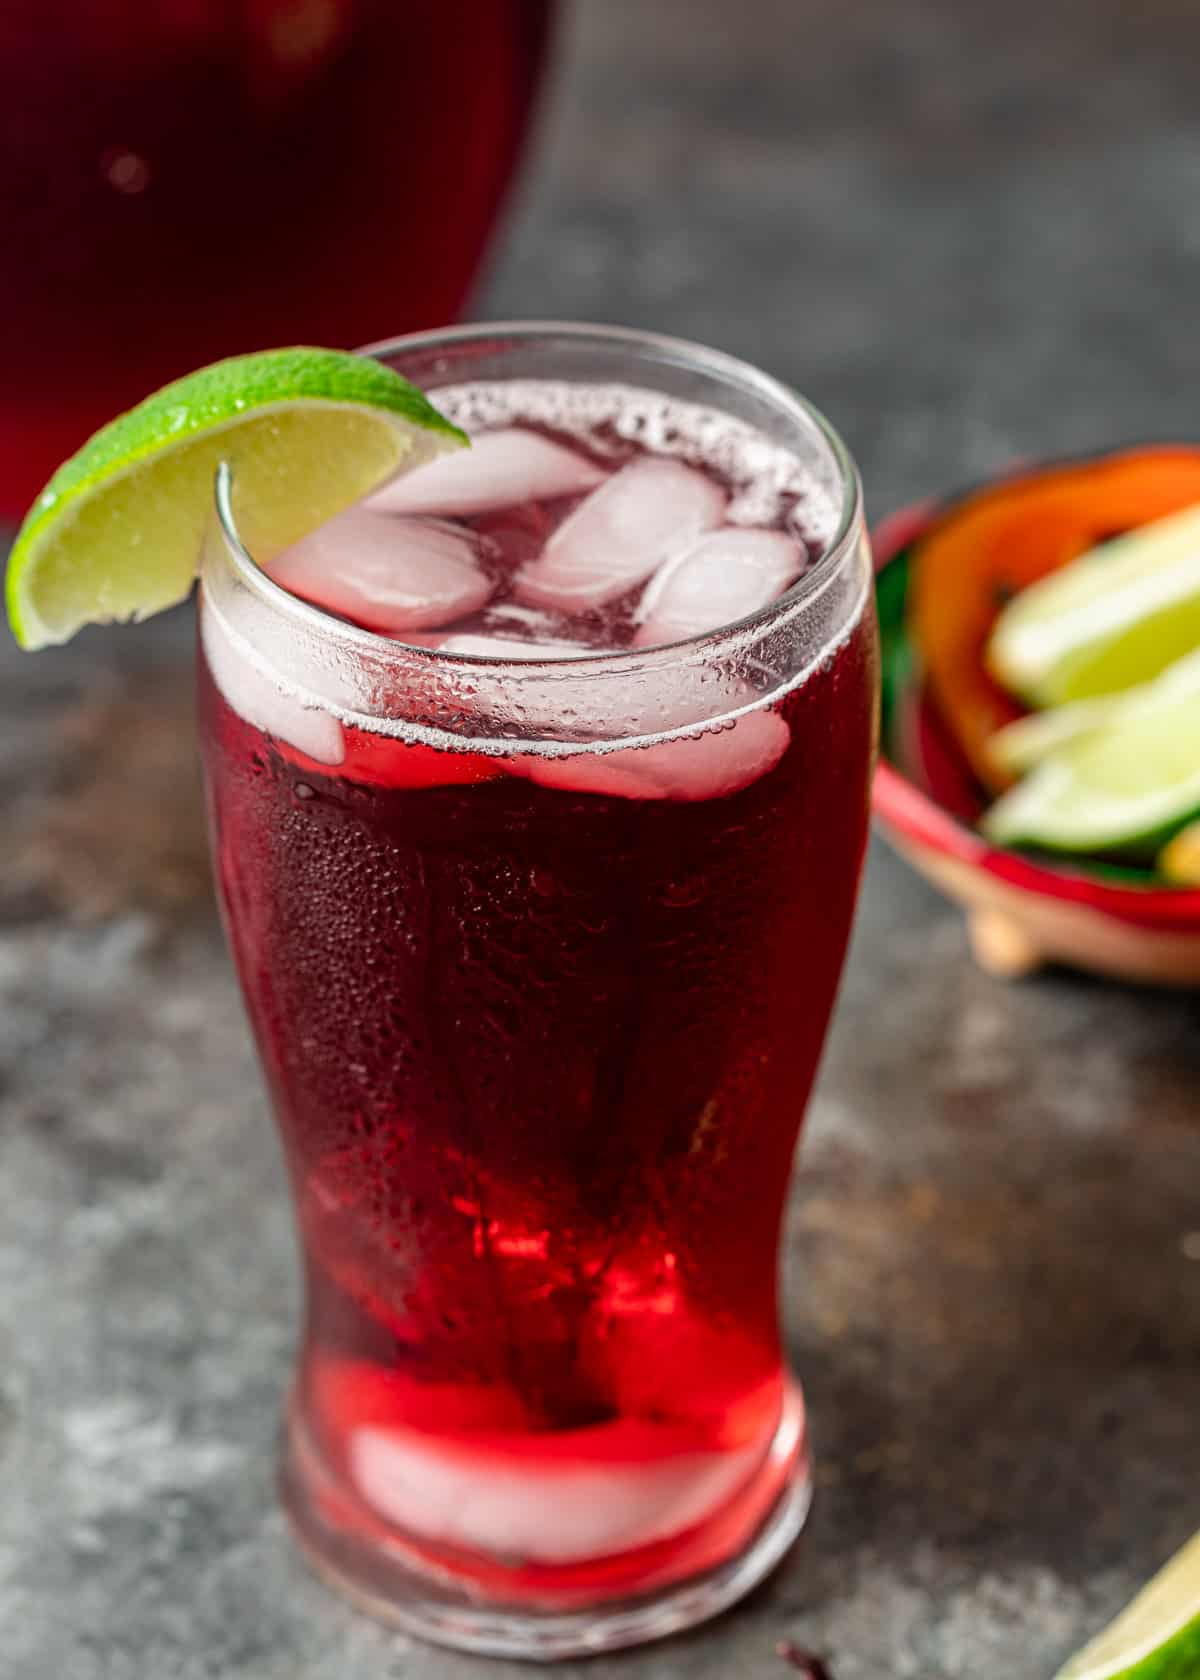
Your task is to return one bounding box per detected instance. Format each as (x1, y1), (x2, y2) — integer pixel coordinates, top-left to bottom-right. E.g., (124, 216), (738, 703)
(982, 664), (1200, 856)
(987, 502), (1200, 707)
(1054, 1529), (1200, 1680)
(5, 347), (466, 650)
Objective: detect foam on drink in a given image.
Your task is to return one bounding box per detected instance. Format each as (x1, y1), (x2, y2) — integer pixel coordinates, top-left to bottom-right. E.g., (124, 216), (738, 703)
(431, 378), (839, 542)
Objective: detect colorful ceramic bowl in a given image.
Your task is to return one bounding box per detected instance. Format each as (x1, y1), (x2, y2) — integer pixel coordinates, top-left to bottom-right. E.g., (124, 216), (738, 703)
(872, 493), (1200, 986)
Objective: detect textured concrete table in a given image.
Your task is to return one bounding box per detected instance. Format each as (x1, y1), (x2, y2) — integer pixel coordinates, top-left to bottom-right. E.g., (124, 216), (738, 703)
(2, 4), (1199, 1676)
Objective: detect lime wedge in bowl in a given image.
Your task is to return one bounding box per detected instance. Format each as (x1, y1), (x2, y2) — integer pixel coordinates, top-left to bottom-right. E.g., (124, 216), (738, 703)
(988, 647), (1200, 779)
(1055, 1529), (1200, 1680)
(6, 347), (466, 649)
(982, 664), (1200, 856)
(987, 502), (1200, 707)
(988, 696), (1119, 779)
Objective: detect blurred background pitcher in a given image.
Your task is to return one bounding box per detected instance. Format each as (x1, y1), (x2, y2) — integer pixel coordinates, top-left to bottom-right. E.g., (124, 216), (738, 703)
(0, 0), (555, 518)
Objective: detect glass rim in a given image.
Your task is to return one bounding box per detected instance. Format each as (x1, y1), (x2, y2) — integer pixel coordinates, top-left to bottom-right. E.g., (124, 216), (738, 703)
(212, 319), (864, 674)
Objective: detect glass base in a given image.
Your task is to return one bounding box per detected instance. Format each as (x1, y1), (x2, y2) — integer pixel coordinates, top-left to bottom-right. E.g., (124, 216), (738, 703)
(280, 1384), (811, 1660)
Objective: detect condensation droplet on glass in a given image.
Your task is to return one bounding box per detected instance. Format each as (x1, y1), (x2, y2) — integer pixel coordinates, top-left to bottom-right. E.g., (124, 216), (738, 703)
(100, 147), (151, 195)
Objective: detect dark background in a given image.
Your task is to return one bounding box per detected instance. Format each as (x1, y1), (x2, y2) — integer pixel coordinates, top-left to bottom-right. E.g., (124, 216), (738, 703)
(1, 5), (1198, 1678)
(488, 1), (1200, 521)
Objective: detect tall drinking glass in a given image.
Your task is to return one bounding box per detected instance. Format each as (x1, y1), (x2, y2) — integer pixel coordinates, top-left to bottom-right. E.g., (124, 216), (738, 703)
(197, 324), (878, 1657)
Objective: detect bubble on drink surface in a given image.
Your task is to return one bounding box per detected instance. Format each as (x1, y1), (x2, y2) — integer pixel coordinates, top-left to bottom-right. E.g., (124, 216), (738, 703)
(350, 1416), (764, 1563)
(515, 457), (726, 613)
(634, 527), (805, 647)
(201, 605), (345, 764)
(267, 507), (493, 634)
(434, 379), (840, 548)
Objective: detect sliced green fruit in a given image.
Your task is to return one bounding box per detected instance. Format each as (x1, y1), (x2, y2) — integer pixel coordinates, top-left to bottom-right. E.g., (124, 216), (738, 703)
(987, 501), (1200, 707)
(988, 647), (1200, 778)
(988, 697), (1118, 778)
(1159, 819), (1200, 885)
(6, 347), (466, 649)
(1054, 1528), (1200, 1680)
(982, 669), (1200, 856)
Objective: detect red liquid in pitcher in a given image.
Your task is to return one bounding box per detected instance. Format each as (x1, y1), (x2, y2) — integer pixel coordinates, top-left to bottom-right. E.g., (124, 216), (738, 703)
(0, 0), (552, 517)
(199, 382), (876, 1598)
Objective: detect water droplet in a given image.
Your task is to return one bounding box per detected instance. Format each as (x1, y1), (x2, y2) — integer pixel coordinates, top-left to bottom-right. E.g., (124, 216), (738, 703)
(661, 875), (707, 909)
(100, 146), (151, 195)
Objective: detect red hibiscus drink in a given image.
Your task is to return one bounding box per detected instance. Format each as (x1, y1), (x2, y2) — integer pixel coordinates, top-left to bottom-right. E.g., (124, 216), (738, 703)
(198, 325), (878, 1657)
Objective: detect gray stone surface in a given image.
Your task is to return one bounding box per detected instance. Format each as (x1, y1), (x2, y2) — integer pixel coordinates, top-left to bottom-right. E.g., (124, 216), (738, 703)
(2, 2), (1199, 1676)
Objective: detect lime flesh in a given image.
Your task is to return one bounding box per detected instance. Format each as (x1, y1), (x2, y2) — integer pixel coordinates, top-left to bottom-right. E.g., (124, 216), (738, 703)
(988, 648), (1200, 779)
(987, 502), (1200, 707)
(982, 674), (1200, 856)
(6, 347), (465, 649)
(988, 697), (1119, 779)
